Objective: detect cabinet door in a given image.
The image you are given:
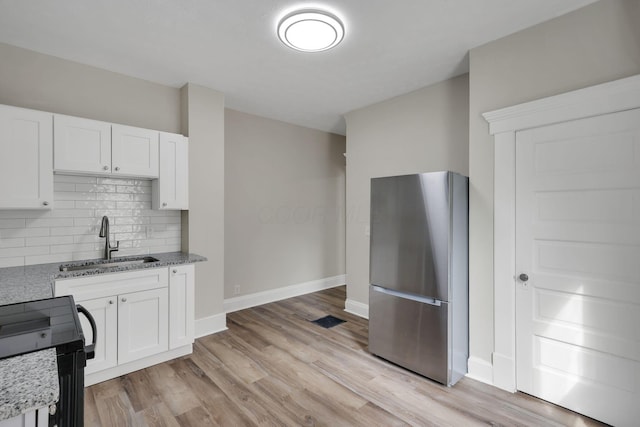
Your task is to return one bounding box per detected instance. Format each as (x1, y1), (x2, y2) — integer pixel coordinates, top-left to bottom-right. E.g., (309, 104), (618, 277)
(0, 105), (53, 209)
(169, 264), (195, 348)
(112, 124), (159, 178)
(118, 287), (168, 364)
(77, 296), (118, 374)
(53, 114), (111, 174)
(152, 132), (188, 210)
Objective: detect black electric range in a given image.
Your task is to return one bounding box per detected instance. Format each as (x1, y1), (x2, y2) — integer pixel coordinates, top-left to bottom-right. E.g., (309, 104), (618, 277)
(0, 296), (96, 426)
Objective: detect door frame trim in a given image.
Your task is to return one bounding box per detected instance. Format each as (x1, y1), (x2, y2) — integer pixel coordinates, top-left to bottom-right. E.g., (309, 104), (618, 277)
(482, 73), (640, 392)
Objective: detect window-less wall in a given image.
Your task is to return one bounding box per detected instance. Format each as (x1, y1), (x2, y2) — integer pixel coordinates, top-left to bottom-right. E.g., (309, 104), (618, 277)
(224, 109), (346, 300)
(468, 0), (640, 382)
(344, 74), (469, 317)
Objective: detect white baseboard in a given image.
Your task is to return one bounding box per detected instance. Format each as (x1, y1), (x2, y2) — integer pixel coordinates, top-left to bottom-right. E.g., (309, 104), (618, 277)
(345, 299), (369, 319)
(195, 312), (228, 338)
(492, 352), (516, 392)
(223, 274), (346, 314)
(466, 356), (494, 386)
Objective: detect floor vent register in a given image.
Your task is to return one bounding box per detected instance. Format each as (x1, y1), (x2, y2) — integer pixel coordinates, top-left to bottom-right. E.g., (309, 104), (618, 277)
(311, 315), (346, 329)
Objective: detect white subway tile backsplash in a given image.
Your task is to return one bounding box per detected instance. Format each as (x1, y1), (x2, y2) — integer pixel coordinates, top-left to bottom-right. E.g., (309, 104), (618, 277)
(26, 218), (75, 228)
(0, 237), (25, 248)
(0, 175), (181, 266)
(75, 184), (117, 193)
(26, 236), (74, 246)
(55, 191), (96, 201)
(54, 201), (75, 209)
(25, 253), (73, 265)
(54, 175), (98, 184)
(0, 246), (49, 257)
(54, 183), (76, 192)
(50, 209), (94, 218)
(75, 200), (118, 210)
(0, 219), (26, 228)
(0, 228), (50, 238)
(0, 257), (25, 268)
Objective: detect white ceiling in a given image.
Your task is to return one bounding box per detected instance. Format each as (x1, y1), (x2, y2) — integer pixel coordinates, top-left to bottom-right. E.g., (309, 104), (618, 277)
(0, 0), (596, 135)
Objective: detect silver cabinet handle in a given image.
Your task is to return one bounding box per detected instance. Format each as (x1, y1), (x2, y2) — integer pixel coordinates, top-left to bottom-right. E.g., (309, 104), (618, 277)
(114, 166), (120, 171)
(121, 297), (127, 302)
(103, 165), (109, 170)
(42, 201), (49, 206)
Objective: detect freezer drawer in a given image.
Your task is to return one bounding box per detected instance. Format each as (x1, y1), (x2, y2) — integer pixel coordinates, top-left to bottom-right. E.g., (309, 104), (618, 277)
(369, 286), (449, 385)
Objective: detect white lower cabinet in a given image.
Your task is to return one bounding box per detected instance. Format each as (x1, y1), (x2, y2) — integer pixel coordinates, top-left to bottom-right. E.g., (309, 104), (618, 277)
(169, 264), (195, 348)
(77, 296), (117, 374)
(55, 264), (194, 385)
(118, 287), (168, 364)
(0, 406), (48, 427)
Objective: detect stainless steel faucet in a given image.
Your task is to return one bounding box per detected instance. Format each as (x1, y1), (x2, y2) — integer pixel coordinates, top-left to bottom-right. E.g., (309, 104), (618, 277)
(99, 215), (119, 260)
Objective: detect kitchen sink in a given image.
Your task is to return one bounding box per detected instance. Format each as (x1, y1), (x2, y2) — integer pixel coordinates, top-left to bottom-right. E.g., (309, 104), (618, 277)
(59, 256), (160, 272)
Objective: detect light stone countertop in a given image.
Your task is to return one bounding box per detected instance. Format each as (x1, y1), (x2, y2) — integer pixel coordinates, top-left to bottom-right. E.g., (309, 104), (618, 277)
(0, 251), (206, 421)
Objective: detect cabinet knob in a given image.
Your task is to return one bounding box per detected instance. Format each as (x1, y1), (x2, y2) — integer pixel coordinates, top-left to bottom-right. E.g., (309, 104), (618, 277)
(108, 300), (114, 305)
(121, 297), (127, 303)
(519, 273), (529, 282)
(172, 269), (178, 274)
(114, 166), (120, 171)
(42, 201), (49, 206)
(103, 165), (109, 170)
(162, 202), (167, 207)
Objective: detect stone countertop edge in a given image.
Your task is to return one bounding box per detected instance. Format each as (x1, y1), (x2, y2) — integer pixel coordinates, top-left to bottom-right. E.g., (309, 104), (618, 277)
(0, 251), (206, 421)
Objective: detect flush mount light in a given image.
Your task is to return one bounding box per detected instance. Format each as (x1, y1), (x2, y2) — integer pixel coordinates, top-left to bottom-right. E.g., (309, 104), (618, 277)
(277, 9), (344, 52)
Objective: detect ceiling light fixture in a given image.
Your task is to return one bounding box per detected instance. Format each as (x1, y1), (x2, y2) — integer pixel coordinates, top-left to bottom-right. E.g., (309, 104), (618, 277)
(277, 9), (344, 52)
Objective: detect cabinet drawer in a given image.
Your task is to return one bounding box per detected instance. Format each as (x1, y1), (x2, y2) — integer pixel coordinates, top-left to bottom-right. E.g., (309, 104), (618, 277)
(55, 267), (168, 301)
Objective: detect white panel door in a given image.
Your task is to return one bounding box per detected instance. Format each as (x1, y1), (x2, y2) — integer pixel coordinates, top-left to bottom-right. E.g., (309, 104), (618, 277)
(0, 105), (53, 209)
(111, 124), (159, 178)
(77, 296), (117, 374)
(168, 264), (195, 348)
(152, 132), (188, 210)
(53, 114), (111, 174)
(118, 288), (168, 364)
(515, 108), (640, 427)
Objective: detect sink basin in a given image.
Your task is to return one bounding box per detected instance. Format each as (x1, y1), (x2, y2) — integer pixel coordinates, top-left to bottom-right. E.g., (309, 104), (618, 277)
(59, 256), (160, 272)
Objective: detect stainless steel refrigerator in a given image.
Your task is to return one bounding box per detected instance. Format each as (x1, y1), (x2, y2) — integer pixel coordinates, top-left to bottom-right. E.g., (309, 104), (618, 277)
(368, 171), (468, 386)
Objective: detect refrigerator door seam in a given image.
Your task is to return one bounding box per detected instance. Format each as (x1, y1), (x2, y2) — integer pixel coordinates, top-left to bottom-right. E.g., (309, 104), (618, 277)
(371, 285), (442, 306)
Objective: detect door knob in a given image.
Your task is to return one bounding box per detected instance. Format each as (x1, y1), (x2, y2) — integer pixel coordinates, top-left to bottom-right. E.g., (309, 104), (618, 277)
(519, 273), (529, 282)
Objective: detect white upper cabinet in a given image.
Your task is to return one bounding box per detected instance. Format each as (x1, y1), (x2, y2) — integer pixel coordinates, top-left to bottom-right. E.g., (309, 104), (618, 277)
(152, 132), (188, 210)
(112, 124), (159, 178)
(0, 105), (53, 209)
(54, 116), (159, 178)
(54, 114), (111, 174)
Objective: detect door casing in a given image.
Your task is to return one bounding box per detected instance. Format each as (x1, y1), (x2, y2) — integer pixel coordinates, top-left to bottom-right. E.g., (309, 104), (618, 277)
(482, 73), (640, 392)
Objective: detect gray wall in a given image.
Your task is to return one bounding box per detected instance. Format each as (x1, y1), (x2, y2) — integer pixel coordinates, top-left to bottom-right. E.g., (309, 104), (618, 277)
(225, 109), (346, 298)
(181, 84), (226, 322)
(344, 74), (469, 307)
(0, 43), (227, 324)
(468, 0), (640, 367)
(0, 42), (180, 133)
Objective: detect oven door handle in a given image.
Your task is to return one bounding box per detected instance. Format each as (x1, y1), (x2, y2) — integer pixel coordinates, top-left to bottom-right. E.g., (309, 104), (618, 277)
(76, 304), (96, 360)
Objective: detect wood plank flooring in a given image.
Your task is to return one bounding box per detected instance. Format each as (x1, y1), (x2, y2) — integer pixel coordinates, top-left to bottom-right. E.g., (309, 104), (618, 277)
(85, 286), (606, 426)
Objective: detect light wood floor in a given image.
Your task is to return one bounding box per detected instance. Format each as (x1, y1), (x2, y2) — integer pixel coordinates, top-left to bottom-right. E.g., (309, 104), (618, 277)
(85, 286), (605, 426)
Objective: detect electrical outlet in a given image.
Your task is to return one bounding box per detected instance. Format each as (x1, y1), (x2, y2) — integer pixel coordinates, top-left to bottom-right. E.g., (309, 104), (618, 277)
(233, 285), (241, 295)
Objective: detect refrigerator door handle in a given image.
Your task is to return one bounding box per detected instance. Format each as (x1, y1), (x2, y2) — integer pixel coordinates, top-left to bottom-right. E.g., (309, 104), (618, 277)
(371, 285), (442, 306)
